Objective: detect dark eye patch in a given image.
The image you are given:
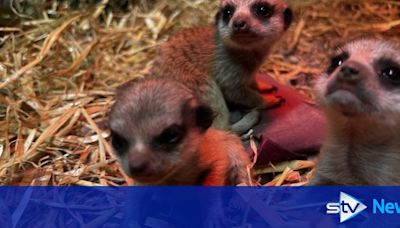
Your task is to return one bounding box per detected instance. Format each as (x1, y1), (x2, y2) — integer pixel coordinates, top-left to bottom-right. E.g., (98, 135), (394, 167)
(152, 124), (186, 150)
(111, 131), (129, 155)
(283, 8), (293, 30)
(221, 4), (235, 24)
(252, 2), (274, 19)
(327, 52), (350, 75)
(376, 58), (400, 86)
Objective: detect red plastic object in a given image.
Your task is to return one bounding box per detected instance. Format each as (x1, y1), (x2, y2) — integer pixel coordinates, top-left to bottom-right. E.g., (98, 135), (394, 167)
(249, 73), (327, 165)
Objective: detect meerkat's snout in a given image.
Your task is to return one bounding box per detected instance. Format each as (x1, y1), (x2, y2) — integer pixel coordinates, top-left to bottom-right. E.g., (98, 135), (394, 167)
(216, 0), (292, 48)
(336, 61), (364, 82)
(324, 58), (376, 116)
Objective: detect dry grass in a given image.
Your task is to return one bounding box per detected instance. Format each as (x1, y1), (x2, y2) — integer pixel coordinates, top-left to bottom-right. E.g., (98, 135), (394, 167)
(0, 0), (399, 186)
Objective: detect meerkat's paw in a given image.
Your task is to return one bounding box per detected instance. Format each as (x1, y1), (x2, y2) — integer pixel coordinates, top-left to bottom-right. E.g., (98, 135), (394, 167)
(240, 129), (254, 140)
(231, 109), (260, 135)
(260, 95), (285, 109)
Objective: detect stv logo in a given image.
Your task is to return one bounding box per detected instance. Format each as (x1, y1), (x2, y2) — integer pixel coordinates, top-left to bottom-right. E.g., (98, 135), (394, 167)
(326, 192), (367, 223)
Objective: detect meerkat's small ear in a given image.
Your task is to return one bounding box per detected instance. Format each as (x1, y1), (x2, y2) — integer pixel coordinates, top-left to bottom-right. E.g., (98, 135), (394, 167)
(283, 7), (293, 31)
(195, 104), (215, 132)
(115, 77), (144, 96)
(214, 11), (221, 26)
(183, 98), (215, 132)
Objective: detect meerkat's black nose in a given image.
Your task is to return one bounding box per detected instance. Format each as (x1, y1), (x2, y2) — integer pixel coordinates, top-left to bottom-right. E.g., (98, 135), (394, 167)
(233, 20), (247, 30)
(129, 163), (147, 174)
(338, 65), (360, 82)
(341, 66), (360, 76)
(129, 161), (148, 174)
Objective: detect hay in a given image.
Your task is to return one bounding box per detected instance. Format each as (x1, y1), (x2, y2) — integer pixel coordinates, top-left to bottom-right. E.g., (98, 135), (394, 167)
(0, 0), (399, 186)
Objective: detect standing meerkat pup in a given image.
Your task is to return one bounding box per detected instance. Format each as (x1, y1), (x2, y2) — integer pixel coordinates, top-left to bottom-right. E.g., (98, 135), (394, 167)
(311, 39), (400, 185)
(109, 78), (255, 186)
(150, 0), (293, 134)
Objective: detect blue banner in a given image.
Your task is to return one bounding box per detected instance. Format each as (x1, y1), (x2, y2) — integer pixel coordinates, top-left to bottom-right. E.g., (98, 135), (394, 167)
(1, 187), (400, 227)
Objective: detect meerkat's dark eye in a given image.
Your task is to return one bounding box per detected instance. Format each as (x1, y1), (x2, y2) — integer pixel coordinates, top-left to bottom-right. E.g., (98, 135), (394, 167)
(379, 59), (400, 85)
(376, 59), (400, 85)
(111, 131), (129, 154)
(221, 4), (235, 23)
(327, 52), (349, 74)
(382, 68), (400, 82)
(154, 125), (186, 148)
(252, 3), (274, 18)
(382, 67), (400, 83)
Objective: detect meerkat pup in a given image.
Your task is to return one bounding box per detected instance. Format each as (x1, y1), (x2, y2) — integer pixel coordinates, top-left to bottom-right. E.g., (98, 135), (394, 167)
(109, 78), (255, 186)
(311, 38), (400, 185)
(150, 0), (293, 134)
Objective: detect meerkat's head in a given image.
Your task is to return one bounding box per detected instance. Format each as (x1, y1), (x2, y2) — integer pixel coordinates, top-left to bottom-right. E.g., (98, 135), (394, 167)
(215, 0), (292, 50)
(315, 39), (400, 123)
(109, 79), (214, 184)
